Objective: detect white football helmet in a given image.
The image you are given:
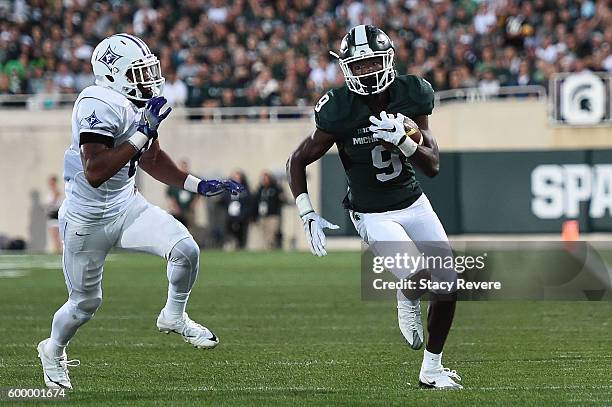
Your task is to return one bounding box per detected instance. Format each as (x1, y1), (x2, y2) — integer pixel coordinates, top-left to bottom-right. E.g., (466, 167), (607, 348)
(91, 33), (164, 102)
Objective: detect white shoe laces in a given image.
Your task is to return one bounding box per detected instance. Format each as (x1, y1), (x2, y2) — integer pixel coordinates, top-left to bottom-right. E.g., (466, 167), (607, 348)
(61, 359), (81, 368)
(51, 356), (80, 380)
(182, 314), (209, 337)
(442, 367), (461, 381)
(399, 303), (420, 331)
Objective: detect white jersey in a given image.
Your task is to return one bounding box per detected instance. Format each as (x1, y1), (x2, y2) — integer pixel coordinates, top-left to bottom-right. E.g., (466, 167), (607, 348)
(62, 85), (143, 224)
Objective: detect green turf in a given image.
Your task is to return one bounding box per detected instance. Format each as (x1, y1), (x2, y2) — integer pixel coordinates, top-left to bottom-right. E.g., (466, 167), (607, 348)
(0, 251), (611, 406)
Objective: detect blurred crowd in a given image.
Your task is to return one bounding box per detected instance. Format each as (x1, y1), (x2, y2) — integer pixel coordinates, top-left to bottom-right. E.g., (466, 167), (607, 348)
(0, 0), (610, 108)
(166, 163), (287, 250)
(33, 166), (286, 253)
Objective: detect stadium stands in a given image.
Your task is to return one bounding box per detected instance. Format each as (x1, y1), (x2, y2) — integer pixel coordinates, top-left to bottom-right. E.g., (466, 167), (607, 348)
(0, 0), (610, 109)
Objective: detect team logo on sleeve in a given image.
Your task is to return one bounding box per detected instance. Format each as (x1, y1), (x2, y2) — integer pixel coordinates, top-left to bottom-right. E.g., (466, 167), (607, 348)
(97, 45), (122, 70)
(83, 111), (102, 128)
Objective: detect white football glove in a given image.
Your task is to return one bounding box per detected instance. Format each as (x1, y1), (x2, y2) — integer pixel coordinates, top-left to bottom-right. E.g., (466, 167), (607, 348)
(369, 111), (419, 157)
(301, 212), (339, 257)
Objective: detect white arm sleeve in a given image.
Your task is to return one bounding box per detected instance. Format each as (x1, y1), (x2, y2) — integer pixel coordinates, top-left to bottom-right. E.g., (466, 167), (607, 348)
(76, 97), (122, 140)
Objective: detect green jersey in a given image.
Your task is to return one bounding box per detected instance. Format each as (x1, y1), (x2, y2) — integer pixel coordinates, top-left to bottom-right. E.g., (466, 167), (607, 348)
(314, 75), (435, 213)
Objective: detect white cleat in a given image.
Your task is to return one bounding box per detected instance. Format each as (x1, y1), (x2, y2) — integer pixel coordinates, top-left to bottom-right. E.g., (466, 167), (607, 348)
(37, 339), (80, 390)
(419, 366), (463, 389)
(397, 300), (424, 350)
(156, 310), (219, 349)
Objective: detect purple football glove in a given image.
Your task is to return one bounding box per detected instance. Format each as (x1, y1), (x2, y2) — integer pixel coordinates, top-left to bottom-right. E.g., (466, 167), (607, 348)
(137, 96), (172, 139)
(197, 179), (245, 197)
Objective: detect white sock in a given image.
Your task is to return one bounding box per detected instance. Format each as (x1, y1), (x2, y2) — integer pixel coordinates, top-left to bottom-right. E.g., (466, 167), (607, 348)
(163, 289), (190, 319)
(45, 338), (66, 358)
(48, 300), (93, 357)
(397, 289), (420, 307)
(422, 349), (442, 371)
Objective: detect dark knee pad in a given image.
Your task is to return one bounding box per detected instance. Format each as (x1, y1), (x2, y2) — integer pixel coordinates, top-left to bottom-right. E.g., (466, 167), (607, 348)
(67, 295), (102, 324)
(78, 297), (103, 314)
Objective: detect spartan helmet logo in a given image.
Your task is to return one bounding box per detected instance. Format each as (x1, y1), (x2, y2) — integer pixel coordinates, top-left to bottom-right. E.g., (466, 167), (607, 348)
(97, 45), (122, 71)
(560, 72), (606, 125)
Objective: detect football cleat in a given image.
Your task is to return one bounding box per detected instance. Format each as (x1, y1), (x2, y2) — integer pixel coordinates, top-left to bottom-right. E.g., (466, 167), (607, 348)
(156, 310), (219, 349)
(419, 366), (463, 389)
(37, 339), (80, 389)
(397, 300), (424, 350)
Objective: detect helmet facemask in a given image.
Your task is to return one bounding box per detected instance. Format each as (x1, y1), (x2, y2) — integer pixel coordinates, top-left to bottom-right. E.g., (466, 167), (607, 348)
(124, 55), (165, 101)
(338, 49), (395, 95)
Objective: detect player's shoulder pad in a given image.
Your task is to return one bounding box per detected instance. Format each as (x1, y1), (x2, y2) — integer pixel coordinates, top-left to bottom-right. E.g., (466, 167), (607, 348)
(314, 85), (353, 134)
(396, 75), (435, 115)
(79, 85), (133, 110)
(76, 86), (124, 137)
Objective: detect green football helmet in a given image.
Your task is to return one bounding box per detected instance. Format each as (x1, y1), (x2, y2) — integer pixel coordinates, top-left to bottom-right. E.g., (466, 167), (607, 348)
(332, 24), (395, 95)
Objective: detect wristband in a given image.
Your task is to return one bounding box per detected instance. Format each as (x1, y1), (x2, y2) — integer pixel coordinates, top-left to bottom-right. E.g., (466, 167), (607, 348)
(398, 135), (419, 157)
(184, 174), (202, 193)
(127, 132), (149, 151)
(296, 193), (314, 217)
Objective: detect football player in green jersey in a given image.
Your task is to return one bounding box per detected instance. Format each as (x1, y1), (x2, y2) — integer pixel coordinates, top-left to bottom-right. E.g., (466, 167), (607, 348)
(287, 25), (461, 389)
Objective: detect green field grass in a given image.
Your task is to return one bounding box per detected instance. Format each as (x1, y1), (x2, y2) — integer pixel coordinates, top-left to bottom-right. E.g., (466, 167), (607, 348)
(1, 251), (611, 406)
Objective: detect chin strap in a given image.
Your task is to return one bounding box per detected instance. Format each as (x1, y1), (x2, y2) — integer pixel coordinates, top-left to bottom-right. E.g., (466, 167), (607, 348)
(126, 96), (147, 108)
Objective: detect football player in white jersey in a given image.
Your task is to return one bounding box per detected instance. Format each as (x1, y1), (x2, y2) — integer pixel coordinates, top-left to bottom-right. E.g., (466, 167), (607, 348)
(37, 33), (244, 390)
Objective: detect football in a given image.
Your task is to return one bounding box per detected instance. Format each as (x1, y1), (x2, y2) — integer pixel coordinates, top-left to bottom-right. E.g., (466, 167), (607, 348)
(403, 116), (423, 145)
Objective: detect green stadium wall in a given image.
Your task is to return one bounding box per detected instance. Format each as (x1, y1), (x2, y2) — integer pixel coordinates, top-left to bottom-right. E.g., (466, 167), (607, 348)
(322, 150), (612, 235)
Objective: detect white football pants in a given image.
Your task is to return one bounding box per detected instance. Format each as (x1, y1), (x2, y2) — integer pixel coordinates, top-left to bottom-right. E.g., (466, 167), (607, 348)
(49, 192), (197, 347)
(350, 193), (455, 294)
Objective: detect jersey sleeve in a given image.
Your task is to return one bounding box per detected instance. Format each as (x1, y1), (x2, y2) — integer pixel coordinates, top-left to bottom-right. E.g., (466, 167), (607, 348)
(314, 90), (338, 134)
(76, 97), (122, 141)
(409, 76), (435, 116)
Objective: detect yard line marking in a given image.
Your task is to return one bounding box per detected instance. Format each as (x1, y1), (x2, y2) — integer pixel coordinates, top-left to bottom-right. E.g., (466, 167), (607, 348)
(472, 384), (612, 391)
(0, 270), (28, 278)
(0, 261), (62, 270)
(81, 387), (351, 393)
(66, 384), (612, 393)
